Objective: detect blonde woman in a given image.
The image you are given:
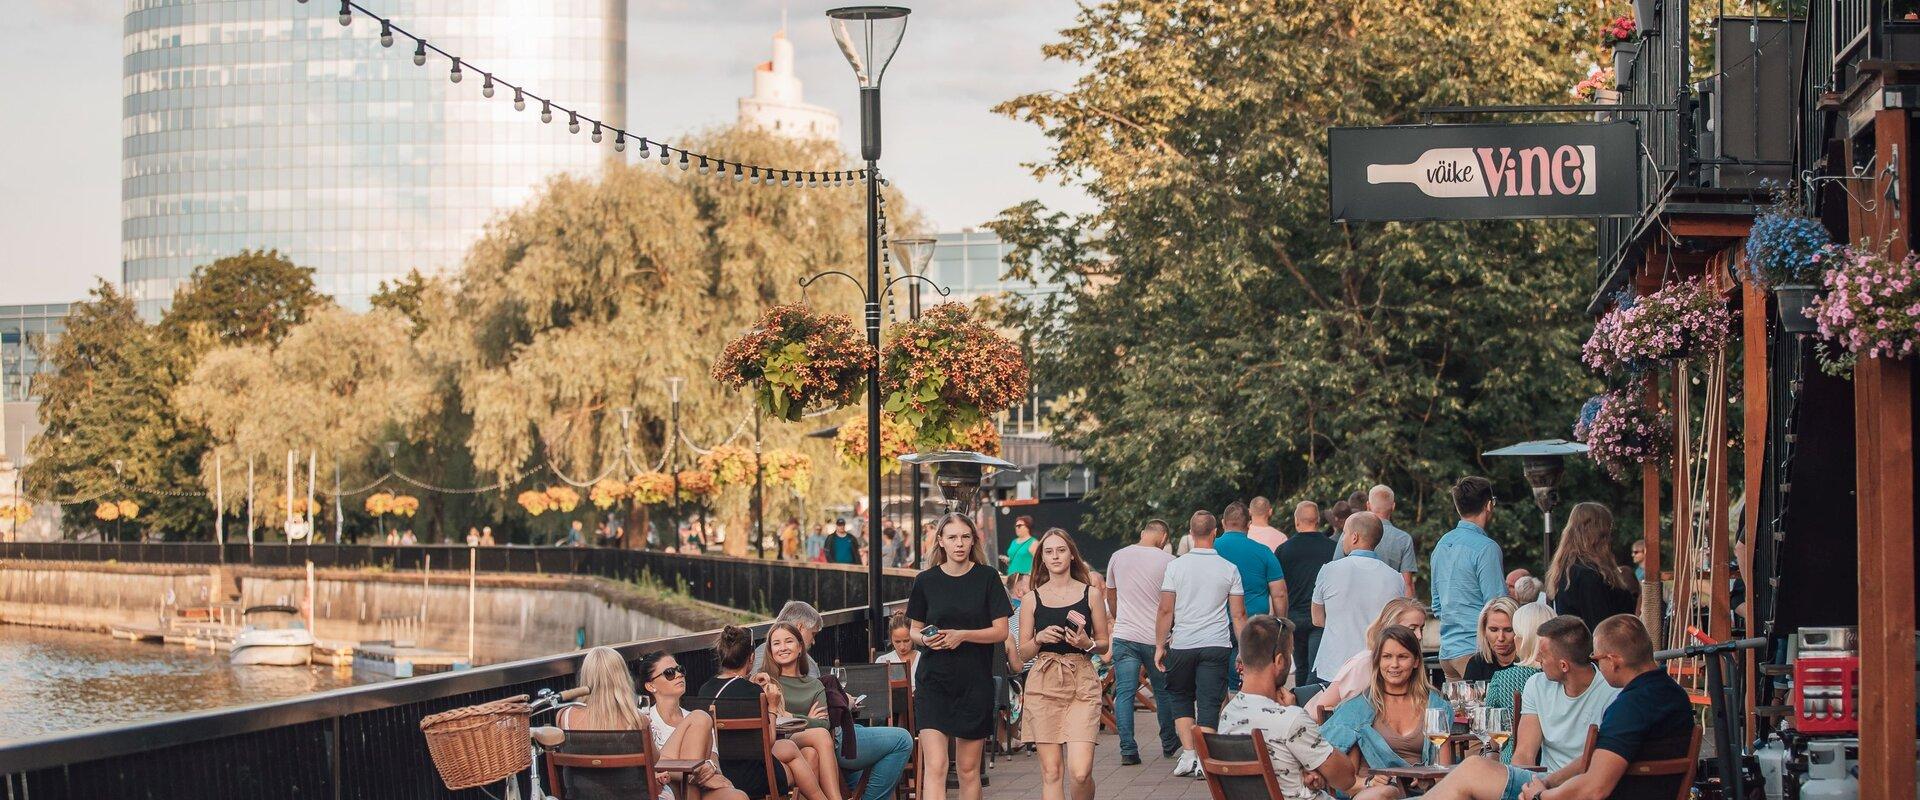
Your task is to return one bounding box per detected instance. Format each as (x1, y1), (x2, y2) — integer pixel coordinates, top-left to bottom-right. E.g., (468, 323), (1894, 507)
(1322, 626), (1452, 798)
(1016, 528), (1108, 800)
(1545, 502), (1638, 632)
(1306, 597), (1428, 722)
(1461, 596), (1522, 682)
(559, 647), (744, 800)
(1485, 599), (1555, 761)
(907, 513), (1012, 800)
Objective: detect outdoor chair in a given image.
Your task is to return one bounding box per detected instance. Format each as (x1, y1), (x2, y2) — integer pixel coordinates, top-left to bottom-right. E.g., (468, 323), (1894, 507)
(1577, 723), (1701, 800)
(835, 663), (896, 800)
(1191, 726), (1286, 800)
(686, 693), (787, 800)
(885, 661), (919, 800)
(545, 729), (694, 800)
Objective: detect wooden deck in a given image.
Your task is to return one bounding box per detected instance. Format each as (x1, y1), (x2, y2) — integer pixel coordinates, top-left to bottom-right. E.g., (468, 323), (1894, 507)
(980, 708), (1212, 800)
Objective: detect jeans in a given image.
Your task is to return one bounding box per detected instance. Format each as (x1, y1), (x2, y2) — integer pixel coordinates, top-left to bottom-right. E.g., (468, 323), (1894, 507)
(1162, 646), (1232, 729)
(1290, 623), (1322, 687)
(837, 724), (914, 800)
(1110, 639), (1179, 758)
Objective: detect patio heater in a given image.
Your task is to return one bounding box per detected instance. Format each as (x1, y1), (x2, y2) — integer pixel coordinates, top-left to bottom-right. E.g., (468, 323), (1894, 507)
(1483, 439), (1590, 572)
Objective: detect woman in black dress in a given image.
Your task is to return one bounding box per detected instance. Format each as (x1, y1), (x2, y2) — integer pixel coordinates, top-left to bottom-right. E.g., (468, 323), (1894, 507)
(906, 512), (1012, 800)
(1544, 502), (1640, 632)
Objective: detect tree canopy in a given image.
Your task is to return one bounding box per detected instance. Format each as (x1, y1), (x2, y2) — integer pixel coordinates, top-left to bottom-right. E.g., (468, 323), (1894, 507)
(992, 0), (1631, 557)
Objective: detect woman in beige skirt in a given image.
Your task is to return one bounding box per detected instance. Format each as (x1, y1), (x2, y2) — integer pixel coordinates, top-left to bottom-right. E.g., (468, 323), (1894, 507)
(1017, 527), (1110, 800)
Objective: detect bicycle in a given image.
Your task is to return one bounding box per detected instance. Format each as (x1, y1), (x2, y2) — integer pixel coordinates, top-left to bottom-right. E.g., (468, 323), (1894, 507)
(422, 686), (591, 800)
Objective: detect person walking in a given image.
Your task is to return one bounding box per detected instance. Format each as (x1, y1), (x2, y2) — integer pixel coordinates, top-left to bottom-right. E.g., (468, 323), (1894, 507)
(1432, 476), (1506, 681)
(1016, 528), (1108, 800)
(1005, 515), (1037, 576)
(1246, 496), (1288, 550)
(1310, 512), (1407, 682)
(1154, 511), (1246, 780)
(1544, 502), (1638, 633)
(907, 513), (1013, 800)
(1105, 519), (1179, 766)
(1337, 485), (1418, 597)
(827, 519), (859, 565)
(1215, 501), (1285, 693)
(1276, 500), (1339, 688)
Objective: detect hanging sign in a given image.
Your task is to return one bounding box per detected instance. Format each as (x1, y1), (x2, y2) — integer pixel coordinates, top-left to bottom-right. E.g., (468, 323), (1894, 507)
(1328, 121), (1640, 221)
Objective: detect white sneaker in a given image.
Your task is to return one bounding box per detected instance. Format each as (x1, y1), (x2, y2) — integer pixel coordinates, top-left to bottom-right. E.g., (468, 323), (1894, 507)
(1172, 750), (1198, 777)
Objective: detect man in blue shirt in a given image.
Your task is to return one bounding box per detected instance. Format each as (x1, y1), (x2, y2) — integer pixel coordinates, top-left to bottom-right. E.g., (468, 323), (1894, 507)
(1213, 501), (1284, 693)
(1430, 476), (1506, 680)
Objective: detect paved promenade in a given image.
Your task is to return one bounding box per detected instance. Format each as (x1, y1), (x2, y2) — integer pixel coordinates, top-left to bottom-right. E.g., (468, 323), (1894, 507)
(983, 709), (1212, 800)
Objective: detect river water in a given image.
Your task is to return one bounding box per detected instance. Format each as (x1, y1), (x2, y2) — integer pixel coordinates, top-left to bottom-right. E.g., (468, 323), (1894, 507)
(0, 624), (382, 743)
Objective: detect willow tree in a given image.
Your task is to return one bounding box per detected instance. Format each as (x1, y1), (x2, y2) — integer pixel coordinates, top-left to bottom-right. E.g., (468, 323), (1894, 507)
(993, 0), (1630, 557)
(176, 307), (438, 531)
(421, 129), (909, 534)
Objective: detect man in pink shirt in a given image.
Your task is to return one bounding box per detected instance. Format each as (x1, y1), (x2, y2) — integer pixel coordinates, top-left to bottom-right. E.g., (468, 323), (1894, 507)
(1104, 519), (1180, 765)
(1246, 496), (1289, 551)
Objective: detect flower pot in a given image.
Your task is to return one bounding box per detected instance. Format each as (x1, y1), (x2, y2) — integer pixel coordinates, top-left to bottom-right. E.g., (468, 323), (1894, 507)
(1613, 42), (1639, 89)
(1634, 0), (1660, 34)
(1774, 284), (1820, 334)
(1592, 88), (1620, 121)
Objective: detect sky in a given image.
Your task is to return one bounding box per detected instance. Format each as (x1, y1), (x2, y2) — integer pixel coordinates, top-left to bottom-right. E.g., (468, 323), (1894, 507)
(0, 0), (1093, 305)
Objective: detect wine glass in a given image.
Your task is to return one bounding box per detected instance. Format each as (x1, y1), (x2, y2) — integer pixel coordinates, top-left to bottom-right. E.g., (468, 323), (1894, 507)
(1443, 681), (1466, 714)
(1424, 707), (1452, 765)
(1471, 680), (1490, 707)
(1486, 707), (1513, 754)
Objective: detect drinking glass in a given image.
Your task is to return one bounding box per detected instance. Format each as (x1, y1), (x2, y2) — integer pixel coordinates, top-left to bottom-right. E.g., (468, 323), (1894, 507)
(1470, 680), (1490, 708)
(1486, 707), (1512, 754)
(1424, 707), (1452, 764)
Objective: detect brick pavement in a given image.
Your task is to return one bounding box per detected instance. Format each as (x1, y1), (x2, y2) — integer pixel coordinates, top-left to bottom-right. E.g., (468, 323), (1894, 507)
(973, 710), (1214, 800)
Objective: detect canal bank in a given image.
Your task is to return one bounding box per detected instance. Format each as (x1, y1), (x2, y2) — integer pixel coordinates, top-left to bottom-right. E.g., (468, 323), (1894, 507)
(0, 560), (748, 663)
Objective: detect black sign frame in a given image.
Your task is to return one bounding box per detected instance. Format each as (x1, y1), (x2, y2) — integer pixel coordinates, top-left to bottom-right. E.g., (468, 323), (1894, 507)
(1328, 121), (1641, 222)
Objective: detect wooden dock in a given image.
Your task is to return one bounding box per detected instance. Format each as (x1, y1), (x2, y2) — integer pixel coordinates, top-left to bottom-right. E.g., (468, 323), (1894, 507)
(351, 641), (470, 678)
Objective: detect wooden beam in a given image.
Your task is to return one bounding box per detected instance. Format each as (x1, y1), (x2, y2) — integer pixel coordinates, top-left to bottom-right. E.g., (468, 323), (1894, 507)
(1664, 215), (1755, 240)
(1739, 274), (1769, 737)
(1641, 377), (1664, 636)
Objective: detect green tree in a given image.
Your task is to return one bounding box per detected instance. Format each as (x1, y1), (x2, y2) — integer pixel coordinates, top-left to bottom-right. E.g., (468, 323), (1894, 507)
(992, 0), (1632, 561)
(160, 249), (329, 347)
(25, 282), (209, 538)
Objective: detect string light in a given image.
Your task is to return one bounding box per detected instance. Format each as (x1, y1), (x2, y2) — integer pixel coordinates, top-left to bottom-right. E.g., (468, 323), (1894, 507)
(638, 139), (650, 158)
(481, 72), (494, 98)
(338, 1), (351, 25)
(613, 131), (625, 152)
(568, 111), (580, 134)
(513, 87), (525, 111)
(540, 100), (552, 123)
(379, 20), (393, 47)
(413, 39), (426, 66)
(698, 156), (710, 175)
(448, 58), (461, 83)
(678, 151), (690, 171)
(750, 167), (761, 185)
(591, 121), (603, 143)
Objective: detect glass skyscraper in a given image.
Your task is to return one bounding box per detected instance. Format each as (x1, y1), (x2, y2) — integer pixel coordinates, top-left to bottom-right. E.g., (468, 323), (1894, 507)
(122, 0), (628, 316)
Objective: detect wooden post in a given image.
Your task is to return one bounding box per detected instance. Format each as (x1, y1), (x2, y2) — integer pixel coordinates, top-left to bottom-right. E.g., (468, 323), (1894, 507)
(1672, 362), (1693, 660)
(1641, 377), (1664, 635)
(1739, 277), (1768, 736)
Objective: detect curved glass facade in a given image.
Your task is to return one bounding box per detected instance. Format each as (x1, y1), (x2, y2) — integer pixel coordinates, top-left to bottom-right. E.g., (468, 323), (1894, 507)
(123, 0), (627, 316)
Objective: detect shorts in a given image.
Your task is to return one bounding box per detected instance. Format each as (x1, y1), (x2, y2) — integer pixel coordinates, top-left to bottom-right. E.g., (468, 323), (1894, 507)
(1501, 764), (1537, 800)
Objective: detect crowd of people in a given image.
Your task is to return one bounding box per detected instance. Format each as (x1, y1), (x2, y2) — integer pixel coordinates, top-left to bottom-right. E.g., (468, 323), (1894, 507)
(551, 474), (1688, 800)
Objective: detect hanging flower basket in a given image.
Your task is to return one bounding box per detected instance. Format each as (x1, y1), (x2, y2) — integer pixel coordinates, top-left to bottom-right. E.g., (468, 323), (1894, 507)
(953, 419), (1004, 457)
(713, 304), (875, 422)
(834, 414), (915, 476)
(879, 303), (1030, 450)
(2, 502), (29, 523)
(1774, 284), (1822, 335)
(545, 486), (581, 514)
(1744, 206), (1832, 288)
(589, 478), (630, 509)
(1808, 243), (1920, 360)
(516, 489), (553, 516)
(95, 501), (121, 522)
(1574, 388), (1673, 481)
(1612, 43), (1639, 89)
(697, 445), (755, 489)
(1581, 277), (1732, 377)
(761, 449), (814, 493)
(676, 469), (717, 501)
(628, 472), (675, 505)
(366, 491), (396, 516)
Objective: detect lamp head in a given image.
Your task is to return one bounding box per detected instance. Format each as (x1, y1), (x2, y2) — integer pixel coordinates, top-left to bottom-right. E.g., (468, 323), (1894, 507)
(666, 376), (685, 403)
(383, 440), (399, 459)
(826, 6), (910, 89)
(888, 236), (937, 277)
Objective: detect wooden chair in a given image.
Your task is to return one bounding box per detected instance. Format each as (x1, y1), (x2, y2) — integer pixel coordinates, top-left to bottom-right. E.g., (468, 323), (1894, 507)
(1191, 726), (1286, 800)
(1577, 724), (1702, 800)
(545, 729), (698, 800)
(837, 664), (899, 800)
(687, 693), (788, 800)
(885, 661), (919, 800)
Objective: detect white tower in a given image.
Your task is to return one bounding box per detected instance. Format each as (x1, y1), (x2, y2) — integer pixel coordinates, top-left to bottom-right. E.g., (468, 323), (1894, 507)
(738, 26), (841, 142)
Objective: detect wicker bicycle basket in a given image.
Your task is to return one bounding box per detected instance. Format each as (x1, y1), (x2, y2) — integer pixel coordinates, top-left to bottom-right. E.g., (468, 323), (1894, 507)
(420, 694), (532, 789)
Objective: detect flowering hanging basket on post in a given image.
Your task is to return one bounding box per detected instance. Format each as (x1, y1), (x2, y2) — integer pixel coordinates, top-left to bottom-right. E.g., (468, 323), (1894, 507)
(1603, 16), (1641, 89)
(628, 472), (675, 505)
(880, 303), (1029, 450)
(698, 444), (755, 489)
(676, 469), (718, 502)
(545, 486), (581, 514)
(589, 478), (630, 509)
(1745, 197), (1836, 334)
(1808, 243), (1920, 361)
(761, 449), (814, 493)
(516, 489), (553, 516)
(1574, 388), (1673, 481)
(835, 414), (915, 475)
(1581, 277), (1732, 377)
(713, 304), (876, 422)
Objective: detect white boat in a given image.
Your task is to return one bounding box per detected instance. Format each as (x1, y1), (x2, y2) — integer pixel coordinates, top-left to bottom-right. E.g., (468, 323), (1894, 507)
(229, 605), (315, 666)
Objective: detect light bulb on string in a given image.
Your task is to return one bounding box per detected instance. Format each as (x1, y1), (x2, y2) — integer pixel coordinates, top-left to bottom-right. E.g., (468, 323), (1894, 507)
(591, 122), (602, 143)
(698, 156), (709, 175)
(614, 131), (625, 152)
(413, 39), (427, 66)
(638, 139), (650, 159)
(540, 101), (552, 123)
(338, 1), (351, 25)
(732, 163), (744, 182)
(379, 21), (393, 47)
(449, 58), (461, 83)
(678, 151), (690, 171)
(513, 88), (525, 111)
(568, 112), (580, 134)
(749, 167), (761, 184)
(481, 73), (494, 98)
(659, 146), (671, 166)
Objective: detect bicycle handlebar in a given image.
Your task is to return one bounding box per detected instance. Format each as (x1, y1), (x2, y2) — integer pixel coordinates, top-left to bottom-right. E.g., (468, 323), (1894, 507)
(558, 686), (592, 702)
(1654, 636), (1767, 661)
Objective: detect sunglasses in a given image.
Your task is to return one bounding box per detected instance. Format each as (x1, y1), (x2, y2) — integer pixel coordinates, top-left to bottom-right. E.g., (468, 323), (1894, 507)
(653, 666), (685, 681)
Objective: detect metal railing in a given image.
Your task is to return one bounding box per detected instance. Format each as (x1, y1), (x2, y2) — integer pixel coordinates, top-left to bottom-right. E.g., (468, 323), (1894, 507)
(0, 541), (916, 622)
(1592, 0), (1693, 299)
(0, 602), (889, 799)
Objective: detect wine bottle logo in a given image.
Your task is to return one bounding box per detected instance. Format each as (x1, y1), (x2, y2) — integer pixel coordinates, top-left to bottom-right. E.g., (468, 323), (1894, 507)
(1366, 145), (1598, 199)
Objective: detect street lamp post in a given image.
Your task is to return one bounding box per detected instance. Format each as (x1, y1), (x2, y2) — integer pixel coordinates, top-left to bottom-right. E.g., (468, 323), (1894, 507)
(667, 377), (685, 552)
(753, 407), (765, 559)
(890, 236), (939, 569)
(824, 3), (913, 650)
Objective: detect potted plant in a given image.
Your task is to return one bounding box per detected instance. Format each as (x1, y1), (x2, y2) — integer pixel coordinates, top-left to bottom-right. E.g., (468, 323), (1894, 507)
(1635, 0), (1660, 35)
(878, 303), (1029, 450)
(713, 304), (875, 422)
(760, 449), (814, 493)
(1574, 388), (1673, 481)
(697, 444), (756, 489)
(589, 477), (630, 509)
(1603, 16), (1640, 89)
(628, 471), (675, 505)
(1581, 277), (1733, 377)
(1743, 196), (1833, 334)
(1807, 242), (1920, 361)
(834, 413), (915, 475)
(1574, 68), (1619, 120)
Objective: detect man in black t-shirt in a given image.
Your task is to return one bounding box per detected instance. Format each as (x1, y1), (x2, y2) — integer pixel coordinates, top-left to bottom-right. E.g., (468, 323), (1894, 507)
(1274, 501), (1338, 687)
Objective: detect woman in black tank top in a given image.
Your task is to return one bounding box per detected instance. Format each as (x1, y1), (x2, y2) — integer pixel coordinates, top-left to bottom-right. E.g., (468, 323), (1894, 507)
(1015, 528), (1110, 800)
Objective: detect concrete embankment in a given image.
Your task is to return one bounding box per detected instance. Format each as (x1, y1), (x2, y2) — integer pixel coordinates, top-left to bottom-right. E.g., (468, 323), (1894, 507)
(0, 560), (749, 663)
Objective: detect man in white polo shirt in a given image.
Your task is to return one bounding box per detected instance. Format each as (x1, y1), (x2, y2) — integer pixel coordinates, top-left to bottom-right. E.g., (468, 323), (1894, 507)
(1154, 510), (1246, 779)
(1310, 511), (1407, 682)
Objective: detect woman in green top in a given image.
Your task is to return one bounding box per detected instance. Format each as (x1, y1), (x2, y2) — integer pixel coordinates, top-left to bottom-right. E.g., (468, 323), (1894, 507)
(1005, 515), (1037, 575)
(759, 622), (843, 800)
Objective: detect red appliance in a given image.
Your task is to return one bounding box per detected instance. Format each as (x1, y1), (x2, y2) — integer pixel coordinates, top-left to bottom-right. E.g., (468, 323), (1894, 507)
(1792, 655), (1861, 734)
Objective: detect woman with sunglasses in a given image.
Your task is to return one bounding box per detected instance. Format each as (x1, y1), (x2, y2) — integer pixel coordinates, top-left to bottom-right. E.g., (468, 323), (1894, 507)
(559, 647), (744, 800)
